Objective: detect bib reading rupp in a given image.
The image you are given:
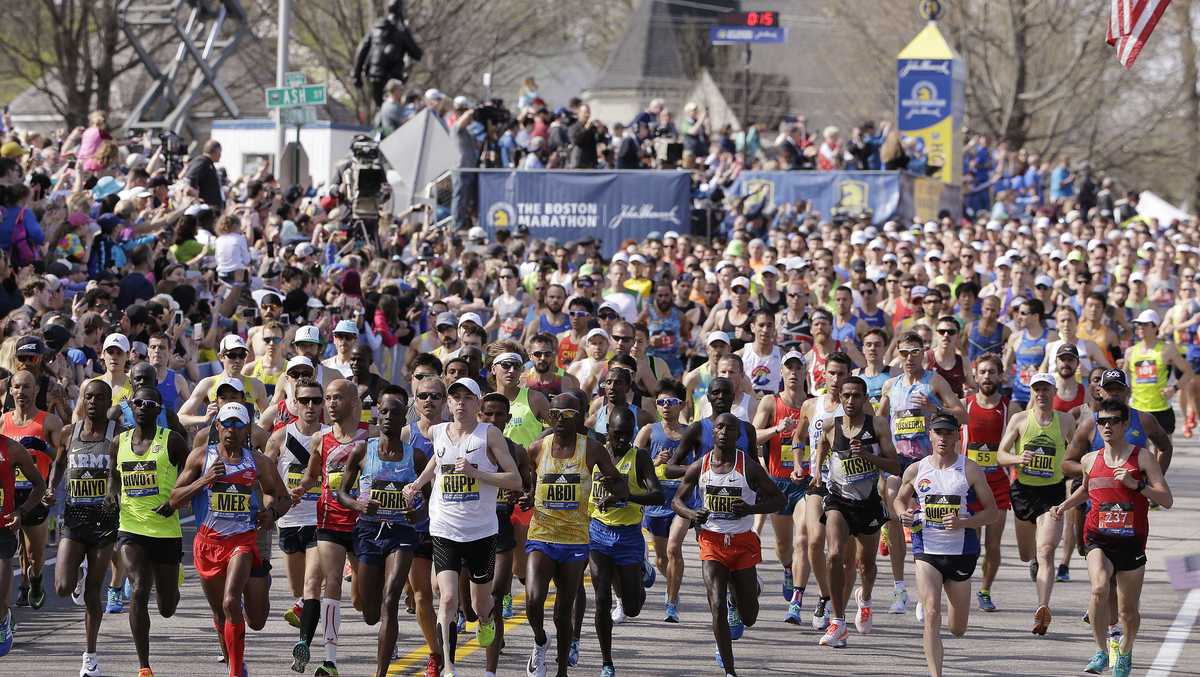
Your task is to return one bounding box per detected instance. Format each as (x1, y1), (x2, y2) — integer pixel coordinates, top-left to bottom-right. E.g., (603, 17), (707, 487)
(699, 449), (756, 534)
(589, 446), (641, 527)
(359, 437), (425, 527)
(963, 394), (1008, 473)
(318, 426), (368, 532)
(1128, 340), (1170, 412)
(429, 421), (499, 542)
(1016, 410), (1066, 486)
(276, 422), (319, 530)
(117, 427), (181, 538)
(888, 371), (939, 462)
(528, 433), (591, 545)
(199, 444), (259, 537)
(911, 455), (979, 557)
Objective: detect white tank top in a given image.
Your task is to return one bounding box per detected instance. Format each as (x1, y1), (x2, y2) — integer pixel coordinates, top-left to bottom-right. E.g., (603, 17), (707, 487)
(699, 450), (756, 535)
(698, 392), (754, 423)
(429, 421), (500, 541)
(742, 345), (782, 394)
(808, 394), (843, 479)
(912, 455), (976, 556)
(277, 422), (319, 528)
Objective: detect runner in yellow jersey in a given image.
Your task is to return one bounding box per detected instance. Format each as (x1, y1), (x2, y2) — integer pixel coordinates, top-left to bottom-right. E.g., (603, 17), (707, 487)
(178, 335), (268, 428)
(997, 373), (1075, 637)
(587, 407), (662, 677)
(1127, 309), (1192, 436)
(106, 386), (190, 677)
(524, 392), (627, 677)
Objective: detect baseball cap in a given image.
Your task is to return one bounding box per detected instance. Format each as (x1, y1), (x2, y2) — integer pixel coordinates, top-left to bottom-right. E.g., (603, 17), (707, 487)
(333, 319), (359, 336)
(448, 377), (481, 398)
(435, 312), (458, 329)
(995, 256), (1012, 268)
(294, 325), (321, 344)
(425, 88), (445, 101)
(929, 413), (959, 432)
(220, 335), (248, 353)
(453, 95), (472, 109)
(731, 276), (751, 291)
(706, 331), (731, 346)
(910, 285), (928, 299)
(215, 377), (245, 394)
(629, 254), (648, 265)
(0, 141), (26, 159)
(597, 301), (621, 317)
(295, 242), (316, 258)
(458, 312), (483, 328)
(664, 230), (680, 240)
(1056, 342), (1080, 357)
(1029, 372), (1055, 388)
(1134, 309), (1160, 325)
(585, 328), (610, 343)
(782, 350), (805, 366)
(760, 265), (780, 278)
(1067, 250), (1084, 262)
(286, 356), (314, 373)
(217, 402), (251, 425)
(467, 226), (487, 242)
(1100, 369), (1129, 389)
(1034, 275), (1054, 289)
(926, 249), (943, 261)
(15, 336), (45, 356)
(103, 333), (130, 353)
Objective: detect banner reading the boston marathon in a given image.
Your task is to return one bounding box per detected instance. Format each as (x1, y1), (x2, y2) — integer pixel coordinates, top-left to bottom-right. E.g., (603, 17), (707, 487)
(477, 170), (691, 255)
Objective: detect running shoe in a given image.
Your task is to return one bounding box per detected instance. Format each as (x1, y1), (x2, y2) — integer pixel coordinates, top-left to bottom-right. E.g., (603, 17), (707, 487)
(915, 601), (925, 623)
(1032, 605), (1052, 635)
(502, 593), (514, 619)
(853, 587), (873, 634)
(1113, 652), (1132, 677)
(0, 612), (12, 657)
(818, 619), (849, 648)
(1055, 564), (1070, 582)
(976, 590), (997, 612)
(284, 602), (302, 628)
(812, 597), (830, 630)
(642, 559), (656, 589)
(72, 560), (87, 607)
(79, 652), (101, 677)
(290, 640), (310, 673)
(782, 570), (794, 602)
(611, 597), (627, 624)
(527, 639), (548, 677)
(477, 619), (497, 647)
(14, 584), (28, 608)
(664, 600), (679, 623)
(136, 669), (154, 677)
(105, 586), (123, 614)
(1083, 649), (1109, 674)
(424, 654), (441, 677)
(728, 603), (745, 640)
(1029, 560), (1039, 582)
(568, 638), (580, 667)
(1108, 626), (1123, 667)
(600, 665), (616, 677)
(784, 601), (803, 625)
(314, 661), (339, 676)
(31, 575), (48, 608)
(888, 587), (908, 614)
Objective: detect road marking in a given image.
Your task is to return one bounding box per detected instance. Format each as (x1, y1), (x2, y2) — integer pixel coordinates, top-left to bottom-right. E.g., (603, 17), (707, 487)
(1147, 588), (1200, 677)
(12, 514), (196, 578)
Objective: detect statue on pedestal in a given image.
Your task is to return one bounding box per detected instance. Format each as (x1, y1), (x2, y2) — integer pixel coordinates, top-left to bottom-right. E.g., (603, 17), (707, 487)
(352, 0), (423, 107)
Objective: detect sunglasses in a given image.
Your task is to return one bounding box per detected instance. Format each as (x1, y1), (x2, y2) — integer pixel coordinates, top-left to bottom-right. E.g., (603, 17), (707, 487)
(656, 397), (682, 408)
(497, 275), (514, 280)
(568, 310), (591, 318)
(598, 312), (618, 320)
(413, 372), (438, 381)
(898, 348), (923, 357)
(131, 398), (160, 410)
(1096, 416), (1126, 427)
(577, 278), (594, 288)
(219, 418), (248, 430)
(416, 392), (445, 401)
(787, 292), (802, 298)
(225, 350), (248, 360)
(494, 361), (521, 370)
(547, 408), (578, 420)
(612, 335), (634, 343)
(923, 298), (941, 304)
(531, 350), (552, 358)
(937, 328), (958, 336)
(296, 396), (322, 406)
(287, 369), (314, 379)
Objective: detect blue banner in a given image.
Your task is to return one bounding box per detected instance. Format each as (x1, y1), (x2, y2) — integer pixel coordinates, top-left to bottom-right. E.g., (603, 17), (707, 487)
(475, 170), (691, 255)
(728, 171), (902, 225)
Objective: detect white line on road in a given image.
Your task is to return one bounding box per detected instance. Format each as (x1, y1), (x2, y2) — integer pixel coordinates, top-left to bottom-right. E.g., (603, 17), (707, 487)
(11, 514), (196, 578)
(1147, 587), (1200, 677)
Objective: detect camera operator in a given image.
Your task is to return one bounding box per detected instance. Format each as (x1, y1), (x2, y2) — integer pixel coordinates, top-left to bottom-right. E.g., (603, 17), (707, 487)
(568, 104), (603, 170)
(451, 96), (479, 229)
(185, 139), (224, 209)
(617, 121), (650, 170)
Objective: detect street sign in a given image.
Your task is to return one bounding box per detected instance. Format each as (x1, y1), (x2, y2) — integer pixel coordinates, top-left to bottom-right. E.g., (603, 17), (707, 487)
(709, 26), (787, 44)
(284, 71), (306, 87)
(280, 107), (317, 126)
(265, 83), (327, 109)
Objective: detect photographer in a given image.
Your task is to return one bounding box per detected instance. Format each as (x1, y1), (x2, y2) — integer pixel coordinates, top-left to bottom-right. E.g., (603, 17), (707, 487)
(452, 97), (479, 229)
(568, 104), (602, 170)
(617, 121), (650, 170)
(185, 139), (224, 209)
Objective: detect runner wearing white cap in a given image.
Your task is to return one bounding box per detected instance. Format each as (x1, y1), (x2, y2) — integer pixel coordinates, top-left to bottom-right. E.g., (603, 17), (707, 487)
(178, 335), (268, 428)
(567, 328), (611, 396)
(323, 319), (361, 378)
(1126, 309), (1192, 436)
(702, 276), (755, 351)
(684, 332), (732, 421)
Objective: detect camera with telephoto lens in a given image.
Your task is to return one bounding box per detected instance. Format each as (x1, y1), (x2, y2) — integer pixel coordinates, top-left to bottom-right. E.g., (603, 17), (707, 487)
(350, 135), (382, 163)
(474, 98), (511, 127)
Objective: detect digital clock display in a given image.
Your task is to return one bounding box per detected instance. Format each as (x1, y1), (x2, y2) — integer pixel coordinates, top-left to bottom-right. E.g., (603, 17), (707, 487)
(719, 11), (780, 27)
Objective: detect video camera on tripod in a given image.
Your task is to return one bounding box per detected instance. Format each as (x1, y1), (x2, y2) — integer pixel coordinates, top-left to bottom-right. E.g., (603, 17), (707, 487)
(337, 134), (390, 251)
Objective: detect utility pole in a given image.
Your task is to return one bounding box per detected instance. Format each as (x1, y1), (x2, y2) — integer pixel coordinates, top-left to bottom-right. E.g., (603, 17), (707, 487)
(276, 0), (291, 179)
(742, 43), (751, 129)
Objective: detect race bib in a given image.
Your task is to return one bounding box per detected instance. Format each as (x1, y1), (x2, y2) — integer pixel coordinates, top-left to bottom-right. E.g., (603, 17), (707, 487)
(67, 467), (108, 506)
(780, 443), (795, 470)
(13, 466), (31, 491)
(1097, 502), (1135, 537)
(591, 470), (628, 510)
(1020, 445), (1057, 479)
(327, 469), (345, 493)
(209, 481), (253, 520)
(440, 464), (481, 503)
(287, 462), (320, 501)
(839, 454), (877, 483)
(370, 480), (409, 519)
(966, 445), (997, 469)
(922, 494), (962, 528)
(539, 472), (580, 510)
(121, 460), (159, 498)
(650, 332), (676, 350)
(894, 409), (926, 437)
(1134, 359), (1158, 385)
(704, 484), (743, 520)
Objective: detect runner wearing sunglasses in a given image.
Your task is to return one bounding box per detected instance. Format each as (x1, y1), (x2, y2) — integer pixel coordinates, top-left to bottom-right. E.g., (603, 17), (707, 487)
(925, 317), (971, 399)
(490, 345), (549, 450)
(523, 333), (580, 398)
(635, 379), (688, 622)
(556, 298), (595, 369)
(178, 335), (268, 428)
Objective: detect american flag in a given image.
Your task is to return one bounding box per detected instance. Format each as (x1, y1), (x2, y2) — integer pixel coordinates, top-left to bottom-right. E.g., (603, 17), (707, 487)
(1107, 0), (1172, 69)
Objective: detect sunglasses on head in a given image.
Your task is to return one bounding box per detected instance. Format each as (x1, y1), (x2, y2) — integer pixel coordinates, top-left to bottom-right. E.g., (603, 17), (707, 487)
(131, 398), (160, 410)
(296, 396), (322, 406)
(656, 397), (682, 408)
(547, 408), (578, 420)
(416, 392), (445, 401)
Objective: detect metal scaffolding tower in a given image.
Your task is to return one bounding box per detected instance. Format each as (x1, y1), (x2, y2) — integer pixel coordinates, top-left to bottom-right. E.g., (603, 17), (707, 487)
(119, 0), (249, 135)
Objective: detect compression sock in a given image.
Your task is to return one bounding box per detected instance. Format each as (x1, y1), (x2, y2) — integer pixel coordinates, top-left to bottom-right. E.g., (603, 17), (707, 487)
(300, 598), (320, 644)
(223, 620), (245, 677)
(321, 597), (340, 663)
(791, 587), (805, 604)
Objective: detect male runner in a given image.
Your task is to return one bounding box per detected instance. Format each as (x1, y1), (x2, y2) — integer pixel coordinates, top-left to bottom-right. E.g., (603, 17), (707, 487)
(107, 386), (189, 677)
(263, 378), (323, 667)
(47, 379), (118, 677)
(963, 355), (1014, 612)
(3, 369), (64, 609)
(751, 350), (807, 606)
(683, 332), (731, 421)
(893, 413), (998, 677)
(1053, 398), (1172, 677)
(673, 412), (784, 677)
(997, 372), (1075, 635)
(1050, 343), (1087, 416)
(635, 379), (688, 621)
(588, 407), (662, 677)
(337, 386), (432, 677)
(292, 378), (369, 677)
(521, 392), (627, 677)
(171, 402), (291, 677)
(524, 333), (580, 397)
(179, 335), (269, 427)
(738, 310), (782, 395)
(0, 421), (46, 656)
(405, 377), (523, 677)
(812, 376), (899, 646)
(877, 331), (965, 616)
(855, 329), (892, 406)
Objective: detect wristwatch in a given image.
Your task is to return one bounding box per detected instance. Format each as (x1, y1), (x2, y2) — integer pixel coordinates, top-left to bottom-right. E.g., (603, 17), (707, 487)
(1135, 479), (1148, 493)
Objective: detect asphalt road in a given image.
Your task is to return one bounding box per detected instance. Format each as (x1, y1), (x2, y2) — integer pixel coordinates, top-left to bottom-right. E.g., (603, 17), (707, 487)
(6, 438), (1200, 677)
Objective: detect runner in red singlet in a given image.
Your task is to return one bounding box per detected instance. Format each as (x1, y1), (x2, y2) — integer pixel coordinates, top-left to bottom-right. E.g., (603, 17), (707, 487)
(962, 354), (1012, 613)
(1051, 344), (1086, 415)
